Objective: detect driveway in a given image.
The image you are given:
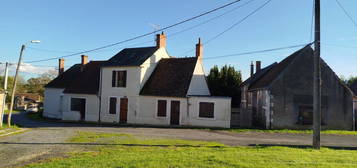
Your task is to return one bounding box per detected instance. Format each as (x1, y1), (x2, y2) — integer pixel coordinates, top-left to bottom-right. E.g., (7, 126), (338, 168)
(1, 112), (357, 167)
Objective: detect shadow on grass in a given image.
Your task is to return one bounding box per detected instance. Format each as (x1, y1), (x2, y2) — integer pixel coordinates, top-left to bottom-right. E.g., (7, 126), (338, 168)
(249, 144), (357, 150)
(0, 142), (225, 148)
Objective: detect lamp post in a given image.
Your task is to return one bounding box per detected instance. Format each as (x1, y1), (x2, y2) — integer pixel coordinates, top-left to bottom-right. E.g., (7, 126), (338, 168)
(7, 40), (40, 127)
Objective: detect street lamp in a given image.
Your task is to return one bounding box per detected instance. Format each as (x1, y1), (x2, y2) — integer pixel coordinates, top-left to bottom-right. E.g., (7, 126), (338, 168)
(7, 40), (40, 127)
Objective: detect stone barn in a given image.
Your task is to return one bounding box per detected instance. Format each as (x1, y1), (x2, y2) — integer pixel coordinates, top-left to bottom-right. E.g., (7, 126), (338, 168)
(240, 45), (355, 130)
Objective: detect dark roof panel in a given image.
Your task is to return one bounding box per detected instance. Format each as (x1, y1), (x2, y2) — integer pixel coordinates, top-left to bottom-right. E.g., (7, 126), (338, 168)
(241, 62), (277, 87)
(45, 64), (82, 88)
(63, 61), (106, 94)
(249, 46), (314, 90)
(104, 47), (158, 66)
(351, 81), (357, 96)
(140, 57), (198, 97)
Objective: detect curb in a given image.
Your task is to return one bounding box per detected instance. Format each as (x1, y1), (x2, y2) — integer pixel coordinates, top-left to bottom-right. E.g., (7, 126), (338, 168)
(0, 128), (28, 137)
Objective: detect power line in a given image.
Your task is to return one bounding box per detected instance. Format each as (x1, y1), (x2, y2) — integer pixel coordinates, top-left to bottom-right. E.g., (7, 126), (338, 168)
(180, 0), (273, 56)
(204, 0), (273, 45)
(27, 0), (255, 55)
(335, 0), (357, 27)
(25, 0), (243, 63)
(203, 43), (312, 60)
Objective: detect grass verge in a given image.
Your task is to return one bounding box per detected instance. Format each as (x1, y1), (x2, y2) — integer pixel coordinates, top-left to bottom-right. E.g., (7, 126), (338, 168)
(4, 110), (20, 114)
(23, 131), (357, 168)
(227, 129), (357, 135)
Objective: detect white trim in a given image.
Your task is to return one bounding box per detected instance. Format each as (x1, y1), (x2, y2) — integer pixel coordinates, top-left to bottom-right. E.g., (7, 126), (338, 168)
(197, 101), (216, 120)
(155, 99), (168, 119)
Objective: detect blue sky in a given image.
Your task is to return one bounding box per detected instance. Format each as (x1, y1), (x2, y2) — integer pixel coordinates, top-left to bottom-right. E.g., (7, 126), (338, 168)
(1, 0), (356, 80)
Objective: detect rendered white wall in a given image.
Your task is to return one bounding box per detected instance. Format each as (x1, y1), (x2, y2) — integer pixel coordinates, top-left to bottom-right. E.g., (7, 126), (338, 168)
(187, 60), (210, 96)
(187, 96), (231, 128)
(100, 48), (170, 123)
(62, 93), (100, 122)
(43, 88), (64, 119)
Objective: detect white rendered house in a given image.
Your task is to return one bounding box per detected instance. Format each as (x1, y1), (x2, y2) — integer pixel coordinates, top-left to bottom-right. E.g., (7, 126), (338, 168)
(44, 33), (231, 128)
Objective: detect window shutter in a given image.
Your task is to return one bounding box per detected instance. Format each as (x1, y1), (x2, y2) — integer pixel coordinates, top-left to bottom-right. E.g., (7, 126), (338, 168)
(123, 71), (127, 87)
(199, 102), (214, 118)
(112, 71), (116, 87)
(109, 97), (117, 114)
(157, 100), (167, 117)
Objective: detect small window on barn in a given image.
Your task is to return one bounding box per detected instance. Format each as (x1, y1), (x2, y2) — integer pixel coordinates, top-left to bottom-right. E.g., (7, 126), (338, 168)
(298, 106), (313, 125)
(109, 97), (117, 114)
(71, 98), (84, 111)
(199, 102), (214, 118)
(112, 71), (127, 87)
(157, 100), (167, 117)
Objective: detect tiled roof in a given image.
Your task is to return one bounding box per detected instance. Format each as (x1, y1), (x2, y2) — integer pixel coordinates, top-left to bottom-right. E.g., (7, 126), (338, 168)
(63, 61), (106, 94)
(241, 62), (277, 87)
(249, 45), (314, 90)
(45, 64), (82, 88)
(351, 81), (357, 96)
(104, 47), (158, 66)
(140, 57), (198, 97)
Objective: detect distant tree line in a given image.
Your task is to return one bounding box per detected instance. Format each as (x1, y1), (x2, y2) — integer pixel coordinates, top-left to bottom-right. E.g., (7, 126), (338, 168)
(207, 65), (242, 107)
(0, 70), (56, 103)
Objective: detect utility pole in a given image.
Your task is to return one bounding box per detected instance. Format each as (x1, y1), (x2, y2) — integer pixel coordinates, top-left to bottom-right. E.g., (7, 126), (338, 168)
(0, 62), (9, 128)
(313, 0), (321, 149)
(7, 45), (25, 127)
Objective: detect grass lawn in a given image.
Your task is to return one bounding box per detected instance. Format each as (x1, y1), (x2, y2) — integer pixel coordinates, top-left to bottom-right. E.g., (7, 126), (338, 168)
(4, 110), (21, 114)
(227, 129), (357, 135)
(23, 131), (357, 168)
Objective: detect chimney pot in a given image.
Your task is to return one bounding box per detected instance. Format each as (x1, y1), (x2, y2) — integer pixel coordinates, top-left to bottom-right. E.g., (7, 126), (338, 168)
(196, 38), (203, 61)
(250, 61), (254, 77)
(81, 55), (88, 65)
(58, 58), (64, 75)
(156, 32), (166, 48)
(256, 61), (261, 73)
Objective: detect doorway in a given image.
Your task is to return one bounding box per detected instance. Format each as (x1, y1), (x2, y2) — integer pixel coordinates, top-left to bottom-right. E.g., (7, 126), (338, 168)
(120, 98), (128, 123)
(170, 101), (180, 125)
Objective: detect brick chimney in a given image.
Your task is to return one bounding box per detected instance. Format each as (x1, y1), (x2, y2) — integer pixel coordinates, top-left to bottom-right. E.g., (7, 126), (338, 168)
(58, 58), (64, 75)
(196, 38), (203, 61)
(81, 55), (88, 65)
(250, 61), (254, 77)
(156, 32), (166, 48)
(256, 61), (261, 73)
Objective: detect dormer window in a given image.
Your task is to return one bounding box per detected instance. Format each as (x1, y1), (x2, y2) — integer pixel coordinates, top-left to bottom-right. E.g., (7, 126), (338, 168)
(112, 71), (127, 87)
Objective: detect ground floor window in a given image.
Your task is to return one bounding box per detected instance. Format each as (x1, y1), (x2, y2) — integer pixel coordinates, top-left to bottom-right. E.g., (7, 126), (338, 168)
(70, 98), (85, 111)
(199, 102), (214, 118)
(298, 106), (313, 125)
(109, 97), (117, 114)
(157, 100), (167, 117)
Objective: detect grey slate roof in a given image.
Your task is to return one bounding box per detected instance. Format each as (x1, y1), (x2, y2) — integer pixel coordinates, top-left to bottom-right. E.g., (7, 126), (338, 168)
(249, 45), (314, 90)
(45, 64), (82, 88)
(104, 47), (158, 66)
(140, 57), (198, 97)
(241, 62), (277, 87)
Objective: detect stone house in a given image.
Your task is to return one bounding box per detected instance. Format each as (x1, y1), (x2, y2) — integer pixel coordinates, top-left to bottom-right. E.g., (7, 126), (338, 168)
(44, 33), (231, 128)
(350, 81), (357, 129)
(240, 46), (355, 130)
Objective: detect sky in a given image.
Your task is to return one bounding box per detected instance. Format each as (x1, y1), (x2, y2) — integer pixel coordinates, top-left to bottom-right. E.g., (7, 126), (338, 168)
(1, 0), (357, 80)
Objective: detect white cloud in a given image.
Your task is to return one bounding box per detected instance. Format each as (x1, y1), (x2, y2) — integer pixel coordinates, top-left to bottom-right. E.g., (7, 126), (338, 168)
(0, 63), (56, 75)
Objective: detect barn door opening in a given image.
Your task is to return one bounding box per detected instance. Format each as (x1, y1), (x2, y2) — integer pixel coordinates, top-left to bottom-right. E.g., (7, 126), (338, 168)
(170, 101), (180, 125)
(120, 98), (128, 123)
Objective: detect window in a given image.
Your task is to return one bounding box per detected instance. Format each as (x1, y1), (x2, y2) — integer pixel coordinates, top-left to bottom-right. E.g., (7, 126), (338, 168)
(109, 97), (117, 114)
(298, 106), (313, 125)
(157, 100), (167, 117)
(199, 102), (214, 118)
(71, 98), (85, 111)
(112, 71), (127, 87)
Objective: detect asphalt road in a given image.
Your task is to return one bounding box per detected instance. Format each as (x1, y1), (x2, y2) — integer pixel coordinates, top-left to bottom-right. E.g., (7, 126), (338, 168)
(1, 112), (357, 167)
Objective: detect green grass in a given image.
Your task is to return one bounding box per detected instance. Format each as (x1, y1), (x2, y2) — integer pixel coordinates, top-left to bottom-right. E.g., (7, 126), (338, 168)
(4, 110), (20, 114)
(227, 129), (357, 135)
(23, 131), (357, 168)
